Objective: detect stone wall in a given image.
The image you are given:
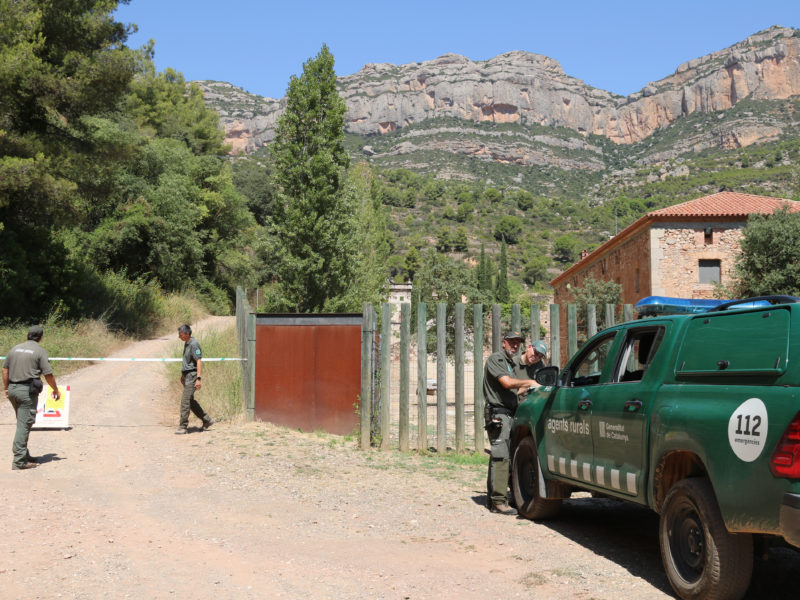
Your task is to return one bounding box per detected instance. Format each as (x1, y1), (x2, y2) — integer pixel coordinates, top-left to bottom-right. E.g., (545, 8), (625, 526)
(650, 221), (744, 299)
(552, 227), (651, 355)
(550, 219), (747, 359)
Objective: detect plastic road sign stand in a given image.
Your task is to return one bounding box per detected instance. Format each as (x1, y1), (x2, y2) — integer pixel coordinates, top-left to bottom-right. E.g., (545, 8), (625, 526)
(34, 385), (70, 429)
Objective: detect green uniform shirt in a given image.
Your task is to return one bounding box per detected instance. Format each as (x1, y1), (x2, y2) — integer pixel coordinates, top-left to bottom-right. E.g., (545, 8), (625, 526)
(514, 354), (545, 380)
(3, 340), (52, 382)
(482, 350), (518, 410)
(181, 337), (203, 373)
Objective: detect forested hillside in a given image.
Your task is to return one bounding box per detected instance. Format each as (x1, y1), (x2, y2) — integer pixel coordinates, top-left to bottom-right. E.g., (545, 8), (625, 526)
(0, 1), (264, 330)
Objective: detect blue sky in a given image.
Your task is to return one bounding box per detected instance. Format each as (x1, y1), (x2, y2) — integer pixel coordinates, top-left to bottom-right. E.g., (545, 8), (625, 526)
(114, 0), (798, 99)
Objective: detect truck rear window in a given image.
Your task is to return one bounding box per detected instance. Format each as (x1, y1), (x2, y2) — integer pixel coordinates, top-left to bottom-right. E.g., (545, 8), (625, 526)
(676, 308), (789, 377)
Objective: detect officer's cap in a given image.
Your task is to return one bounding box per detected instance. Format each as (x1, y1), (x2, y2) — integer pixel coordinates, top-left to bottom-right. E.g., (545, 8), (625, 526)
(503, 330), (524, 341)
(532, 340), (548, 355)
(28, 324), (43, 338)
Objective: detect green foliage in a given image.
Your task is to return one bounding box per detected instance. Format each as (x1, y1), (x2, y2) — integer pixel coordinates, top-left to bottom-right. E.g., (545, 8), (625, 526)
(495, 243), (510, 303)
(553, 234), (580, 264)
(336, 163), (391, 308)
(413, 249), (477, 352)
(455, 202), (473, 222)
(231, 158), (278, 226)
(436, 226), (453, 252)
(724, 206), (800, 296)
(0, 1), (259, 327)
(126, 67), (227, 156)
(512, 189), (535, 211)
(494, 215), (524, 244)
(404, 247), (421, 281)
(452, 227), (469, 252)
(522, 253), (550, 287)
(79, 138), (258, 295)
(269, 45), (354, 312)
(0, 0), (140, 320)
(484, 187), (502, 203)
(570, 275), (622, 308)
(476, 243), (494, 296)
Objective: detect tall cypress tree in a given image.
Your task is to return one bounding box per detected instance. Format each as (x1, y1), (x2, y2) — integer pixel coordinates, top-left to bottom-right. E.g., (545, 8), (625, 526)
(477, 243), (493, 292)
(495, 242), (510, 303)
(270, 44), (352, 312)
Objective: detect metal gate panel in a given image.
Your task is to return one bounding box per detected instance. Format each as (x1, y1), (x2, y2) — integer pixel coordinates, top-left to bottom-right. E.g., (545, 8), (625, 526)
(254, 314), (361, 435)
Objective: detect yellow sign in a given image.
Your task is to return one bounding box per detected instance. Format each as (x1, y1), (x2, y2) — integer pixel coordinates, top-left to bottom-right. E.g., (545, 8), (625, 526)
(34, 385), (70, 429)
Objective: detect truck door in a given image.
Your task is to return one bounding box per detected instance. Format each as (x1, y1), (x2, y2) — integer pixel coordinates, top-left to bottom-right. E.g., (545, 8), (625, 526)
(544, 332), (617, 485)
(589, 326), (665, 501)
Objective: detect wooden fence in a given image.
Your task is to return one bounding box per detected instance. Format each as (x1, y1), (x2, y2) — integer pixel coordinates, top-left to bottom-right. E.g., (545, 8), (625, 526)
(360, 302), (634, 452)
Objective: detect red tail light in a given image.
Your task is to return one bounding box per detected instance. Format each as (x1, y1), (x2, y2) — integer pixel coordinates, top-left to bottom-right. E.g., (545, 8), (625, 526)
(770, 411), (800, 478)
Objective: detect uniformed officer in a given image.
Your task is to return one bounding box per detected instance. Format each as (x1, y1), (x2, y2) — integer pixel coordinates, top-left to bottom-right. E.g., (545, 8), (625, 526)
(175, 325), (214, 434)
(2, 325), (60, 470)
(482, 330), (538, 514)
(514, 340), (549, 387)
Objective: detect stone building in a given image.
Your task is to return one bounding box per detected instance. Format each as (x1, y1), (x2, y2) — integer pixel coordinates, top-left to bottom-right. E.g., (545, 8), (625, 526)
(549, 191), (800, 348)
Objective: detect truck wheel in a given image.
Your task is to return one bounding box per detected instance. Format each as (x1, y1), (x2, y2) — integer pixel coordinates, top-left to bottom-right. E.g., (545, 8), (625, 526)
(659, 478), (753, 600)
(511, 437), (561, 519)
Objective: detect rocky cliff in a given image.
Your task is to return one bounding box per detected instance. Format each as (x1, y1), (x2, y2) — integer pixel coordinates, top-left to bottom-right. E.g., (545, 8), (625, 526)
(198, 26), (800, 157)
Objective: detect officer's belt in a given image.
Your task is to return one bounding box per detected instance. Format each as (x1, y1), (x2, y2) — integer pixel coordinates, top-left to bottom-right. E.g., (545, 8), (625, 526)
(490, 406), (514, 416)
(10, 379), (33, 385)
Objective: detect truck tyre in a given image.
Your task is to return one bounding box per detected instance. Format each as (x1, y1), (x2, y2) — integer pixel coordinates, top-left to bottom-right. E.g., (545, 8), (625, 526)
(511, 436), (561, 520)
(659, 478), (753, 600)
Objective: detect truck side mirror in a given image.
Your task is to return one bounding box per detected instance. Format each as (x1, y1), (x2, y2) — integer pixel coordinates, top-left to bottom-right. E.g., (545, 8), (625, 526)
(535, 366), (559, 386)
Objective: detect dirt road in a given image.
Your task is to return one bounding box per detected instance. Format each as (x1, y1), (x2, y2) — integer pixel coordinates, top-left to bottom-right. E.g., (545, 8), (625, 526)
(1, 317), (798, 599)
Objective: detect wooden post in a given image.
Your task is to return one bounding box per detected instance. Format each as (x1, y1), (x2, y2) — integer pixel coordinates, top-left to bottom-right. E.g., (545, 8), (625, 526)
(587, 304), (598, 338)
(246, 311), (256, 421)
(455, 303), (465, 453)
(550, 304), (561, 368)
(473, 304), (484, 453)
(361, 303), (374, 450)
(492, 304), (501, 352)
(568, 303), (578, 358)
(380, 303), (392, 450)
(623, 304), (634, 323)
(436, 302), (447, 454)
(530, 304), (540, 342)
(605, 303), (615, 329)
(399, 303), (410, 452)
(588, 304), (599, 372)
(511, 303), (521, 333)
(417, 303), (427, 453)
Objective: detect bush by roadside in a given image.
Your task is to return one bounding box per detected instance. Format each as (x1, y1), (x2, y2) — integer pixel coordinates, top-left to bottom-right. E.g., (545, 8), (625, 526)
(0, 293), (211, 379)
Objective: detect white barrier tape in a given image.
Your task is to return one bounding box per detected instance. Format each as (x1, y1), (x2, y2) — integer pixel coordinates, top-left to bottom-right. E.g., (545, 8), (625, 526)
(0, 357), (245, 362)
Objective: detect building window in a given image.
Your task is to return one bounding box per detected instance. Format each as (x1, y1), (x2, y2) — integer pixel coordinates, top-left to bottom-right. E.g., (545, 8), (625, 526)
(635, 269), (640, 294)
(704, 227), (713, 245)
(699, 259), (721, 284)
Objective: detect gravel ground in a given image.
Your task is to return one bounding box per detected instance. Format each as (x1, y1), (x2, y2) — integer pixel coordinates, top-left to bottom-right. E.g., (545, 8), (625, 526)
(1, 317), (798, 599)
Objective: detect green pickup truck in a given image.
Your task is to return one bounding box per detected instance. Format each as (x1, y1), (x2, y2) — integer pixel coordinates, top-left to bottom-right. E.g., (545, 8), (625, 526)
(511, 297), (800, 600)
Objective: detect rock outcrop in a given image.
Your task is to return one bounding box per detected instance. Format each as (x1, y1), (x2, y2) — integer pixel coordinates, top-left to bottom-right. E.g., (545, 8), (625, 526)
(198, 26), (800, 156)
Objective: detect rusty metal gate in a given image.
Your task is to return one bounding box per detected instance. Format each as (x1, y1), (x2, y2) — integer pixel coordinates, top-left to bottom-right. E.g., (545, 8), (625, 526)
(253, 314), (362, 435)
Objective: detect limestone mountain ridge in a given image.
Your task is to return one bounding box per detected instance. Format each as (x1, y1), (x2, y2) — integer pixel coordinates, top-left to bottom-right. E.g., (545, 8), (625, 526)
(198, 26), (800, 171)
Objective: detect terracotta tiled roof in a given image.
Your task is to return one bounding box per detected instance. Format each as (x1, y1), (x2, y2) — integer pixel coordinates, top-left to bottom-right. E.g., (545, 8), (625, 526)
(549, 191), (800, 287)
(649, 191), (800, 217)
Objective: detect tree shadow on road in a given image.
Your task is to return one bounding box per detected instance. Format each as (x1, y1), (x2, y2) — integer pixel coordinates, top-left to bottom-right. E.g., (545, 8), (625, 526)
(536, 496), (800, 600)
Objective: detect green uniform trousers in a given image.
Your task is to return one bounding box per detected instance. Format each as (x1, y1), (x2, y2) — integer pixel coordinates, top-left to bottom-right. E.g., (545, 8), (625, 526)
(8, 382), (37, 469)
(487, 412), (514, 506)
(179, 371), (209, 429)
